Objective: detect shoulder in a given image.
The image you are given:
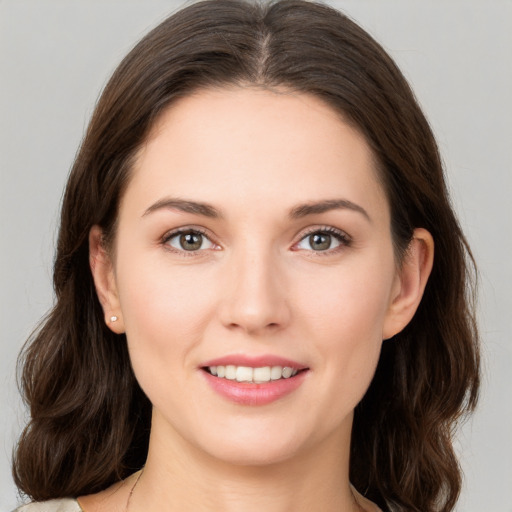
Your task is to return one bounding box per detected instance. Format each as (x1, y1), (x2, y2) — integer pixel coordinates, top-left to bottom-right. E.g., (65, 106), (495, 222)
(12, 498), (83, 512)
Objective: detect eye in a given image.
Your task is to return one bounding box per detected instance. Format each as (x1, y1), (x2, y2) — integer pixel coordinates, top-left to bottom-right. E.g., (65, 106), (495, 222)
(294, 228), (350, 252)
(164, 229), (216, 252)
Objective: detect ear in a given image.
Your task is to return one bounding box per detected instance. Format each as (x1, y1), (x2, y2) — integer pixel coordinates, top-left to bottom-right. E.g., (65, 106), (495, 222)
(382, 228), (434, 340)
(89, 225), (125, 334)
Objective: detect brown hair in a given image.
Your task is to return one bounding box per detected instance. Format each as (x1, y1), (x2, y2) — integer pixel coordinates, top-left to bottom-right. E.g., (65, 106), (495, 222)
(13, 1), (479, 510)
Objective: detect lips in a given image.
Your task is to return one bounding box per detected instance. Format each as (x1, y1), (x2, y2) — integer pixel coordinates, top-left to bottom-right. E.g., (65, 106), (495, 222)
(200, 355), (309, 405)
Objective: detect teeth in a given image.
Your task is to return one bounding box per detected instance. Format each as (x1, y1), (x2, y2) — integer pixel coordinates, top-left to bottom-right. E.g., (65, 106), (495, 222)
(225, 365), (236, 380)
(253, 366), (271, 382)
(236, 366), (253, 382)
(207, 365), (298, 383)
(270, 366), (283, 380)
(282, 366), (293, 378)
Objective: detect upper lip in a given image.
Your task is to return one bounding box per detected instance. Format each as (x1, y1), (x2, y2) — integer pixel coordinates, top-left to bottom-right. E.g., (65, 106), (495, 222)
(201, 354), (308, 370)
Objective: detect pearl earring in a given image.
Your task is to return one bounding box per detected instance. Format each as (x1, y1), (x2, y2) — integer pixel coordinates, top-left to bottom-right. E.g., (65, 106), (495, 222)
(110, 315), (118, 322)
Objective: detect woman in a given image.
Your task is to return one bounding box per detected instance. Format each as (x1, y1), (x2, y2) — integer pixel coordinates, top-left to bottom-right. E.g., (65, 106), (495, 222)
(12, 0), (480, 511)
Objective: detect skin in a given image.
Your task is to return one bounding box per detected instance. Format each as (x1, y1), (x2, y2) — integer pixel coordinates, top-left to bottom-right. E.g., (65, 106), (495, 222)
(85, 86), (433, 512)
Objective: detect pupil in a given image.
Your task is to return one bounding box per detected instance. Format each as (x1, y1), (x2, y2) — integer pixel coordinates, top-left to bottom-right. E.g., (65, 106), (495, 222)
(310, 233), (331, 251)
(180, 232), (202, 251)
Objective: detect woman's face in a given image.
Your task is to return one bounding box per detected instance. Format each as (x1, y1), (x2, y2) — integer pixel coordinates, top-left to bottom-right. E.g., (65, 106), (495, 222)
(102, 87), (406, 466)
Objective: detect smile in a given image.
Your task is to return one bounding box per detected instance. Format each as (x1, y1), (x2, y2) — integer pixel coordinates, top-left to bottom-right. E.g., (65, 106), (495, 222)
(201, 356), (309, 405)
(206, 365), (299, 383)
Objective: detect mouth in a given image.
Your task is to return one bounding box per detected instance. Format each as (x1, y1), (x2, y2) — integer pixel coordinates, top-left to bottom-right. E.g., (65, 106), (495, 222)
(200, 356), (309, 404)
(203, 365), (304, 383)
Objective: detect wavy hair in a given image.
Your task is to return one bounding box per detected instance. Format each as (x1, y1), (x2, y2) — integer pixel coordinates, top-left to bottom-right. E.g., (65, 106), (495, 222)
(13, 1), (479, 510)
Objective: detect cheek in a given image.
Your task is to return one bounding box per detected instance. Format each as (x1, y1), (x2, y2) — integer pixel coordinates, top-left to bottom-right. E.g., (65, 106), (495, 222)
(297, 255), (395, 338)
(114, 258), (222, 417)
(294, 253), (395, 390)
(114, 253), (218, 364)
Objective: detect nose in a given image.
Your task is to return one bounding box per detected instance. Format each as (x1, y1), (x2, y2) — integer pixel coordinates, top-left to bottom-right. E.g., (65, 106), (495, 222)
(218, 246), (291, 336)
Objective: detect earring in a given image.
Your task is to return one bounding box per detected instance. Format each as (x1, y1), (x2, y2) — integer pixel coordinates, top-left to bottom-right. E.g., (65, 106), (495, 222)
(110, 315), (118, 322)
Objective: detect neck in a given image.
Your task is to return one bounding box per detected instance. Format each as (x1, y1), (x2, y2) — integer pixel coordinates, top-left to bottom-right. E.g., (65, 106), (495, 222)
(129, 411), (360, 512)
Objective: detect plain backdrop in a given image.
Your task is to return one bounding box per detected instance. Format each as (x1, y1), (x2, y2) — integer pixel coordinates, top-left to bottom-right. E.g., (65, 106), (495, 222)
(1, 1), (511, 510)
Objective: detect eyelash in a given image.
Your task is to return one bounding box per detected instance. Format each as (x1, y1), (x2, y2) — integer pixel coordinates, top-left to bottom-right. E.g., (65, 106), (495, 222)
(161, 227), (217, 256)
(161, 226), (351, 255)
(293, 226), (352, 255)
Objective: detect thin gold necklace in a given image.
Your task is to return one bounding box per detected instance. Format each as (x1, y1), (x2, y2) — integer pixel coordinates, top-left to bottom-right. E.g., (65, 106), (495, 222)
(125, 469), (144, 512)
(125, 470), (367, 512)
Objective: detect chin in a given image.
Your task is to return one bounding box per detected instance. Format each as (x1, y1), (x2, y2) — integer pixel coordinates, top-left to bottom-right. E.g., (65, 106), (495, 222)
(206, 440), (302, 468)
(193, 421), (316, 468)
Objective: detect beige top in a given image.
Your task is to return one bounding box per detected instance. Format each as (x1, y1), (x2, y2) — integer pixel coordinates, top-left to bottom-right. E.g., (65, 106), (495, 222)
(13, 499), (82, 512)
(14, 489), (382, 512)
(352, 485), (384, 512)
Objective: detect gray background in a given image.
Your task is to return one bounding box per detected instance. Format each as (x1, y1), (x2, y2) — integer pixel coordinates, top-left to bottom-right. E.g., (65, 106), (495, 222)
(1, 1), (511, 510)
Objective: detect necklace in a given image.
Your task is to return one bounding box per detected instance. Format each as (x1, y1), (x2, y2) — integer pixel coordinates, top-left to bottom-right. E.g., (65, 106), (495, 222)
(125, 468), (143, 512)
(125, 469), (367, 512)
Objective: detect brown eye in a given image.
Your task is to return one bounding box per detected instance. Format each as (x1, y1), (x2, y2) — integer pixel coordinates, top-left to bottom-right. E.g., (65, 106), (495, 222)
(180, 232), (203, 251)
(166, 230), (215, 252)
(295, 228), (349, 253)
(308, 233), (332, 251)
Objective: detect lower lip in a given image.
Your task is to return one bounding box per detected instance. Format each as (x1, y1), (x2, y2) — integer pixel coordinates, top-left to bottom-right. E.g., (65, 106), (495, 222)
(201, 370), (308, 406)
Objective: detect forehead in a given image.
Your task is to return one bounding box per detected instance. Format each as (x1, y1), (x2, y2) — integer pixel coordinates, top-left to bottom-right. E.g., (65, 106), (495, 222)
(124, 86), (388, 222)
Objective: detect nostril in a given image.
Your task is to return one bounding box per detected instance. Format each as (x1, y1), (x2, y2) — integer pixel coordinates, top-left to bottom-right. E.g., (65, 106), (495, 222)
(226, 321), (282, 333)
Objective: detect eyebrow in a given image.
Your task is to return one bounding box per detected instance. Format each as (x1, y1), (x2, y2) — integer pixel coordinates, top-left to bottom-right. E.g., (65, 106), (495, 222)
(142, 198), (221, 218)
(289, 199), (371, 222)
(142, 197), (370, 222)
